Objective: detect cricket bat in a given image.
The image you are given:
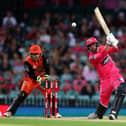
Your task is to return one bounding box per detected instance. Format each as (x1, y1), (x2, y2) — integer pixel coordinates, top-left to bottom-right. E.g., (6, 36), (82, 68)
(94, 7), (117, 48)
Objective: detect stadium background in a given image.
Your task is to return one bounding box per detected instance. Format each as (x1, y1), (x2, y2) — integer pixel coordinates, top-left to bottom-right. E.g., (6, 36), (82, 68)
(0, 0), (126, 117)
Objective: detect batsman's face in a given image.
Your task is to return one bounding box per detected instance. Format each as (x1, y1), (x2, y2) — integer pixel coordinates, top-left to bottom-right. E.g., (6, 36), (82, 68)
(30, 53), (40, 61)
(89, 43), (97, 53)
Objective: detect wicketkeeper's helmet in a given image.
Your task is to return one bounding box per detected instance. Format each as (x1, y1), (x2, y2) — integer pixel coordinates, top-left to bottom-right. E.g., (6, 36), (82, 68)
(30, 45), (42, 54)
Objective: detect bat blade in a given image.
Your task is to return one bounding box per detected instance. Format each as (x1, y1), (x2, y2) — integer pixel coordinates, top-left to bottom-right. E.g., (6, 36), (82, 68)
(94, 7), (110, 36)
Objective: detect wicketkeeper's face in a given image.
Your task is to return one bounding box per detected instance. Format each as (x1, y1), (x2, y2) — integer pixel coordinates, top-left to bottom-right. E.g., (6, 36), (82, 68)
(30, 53), (41, 61)
(88, 43), (97, 53)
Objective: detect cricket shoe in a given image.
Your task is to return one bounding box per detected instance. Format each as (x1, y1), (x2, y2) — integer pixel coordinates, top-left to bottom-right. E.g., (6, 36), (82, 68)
(108, 113), (117, 120)
(55, 113), (62, 118)
(4, 111), (12, 117)
(88, 112), (98, 119)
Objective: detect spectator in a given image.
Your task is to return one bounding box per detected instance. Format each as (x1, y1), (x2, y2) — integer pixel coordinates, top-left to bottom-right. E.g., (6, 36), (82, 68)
(0, 58), (11, 72)
(73, 74), (86, 94)
(3, 77), (16, 95)
(80, 81), (95, 98)
(2, 11), (17, 27)
(62, 79), (72, 94)
(60, 66), (73, 85)
(94, 81), (100, 94)
(118, 0), (126, 9)
(12, 57), (24, 74)
(38, 28), (51, 44)
(83, 62), (98, 82)
(116, 12), (126, 28)
(68, 32), (76, 47)
(0, 76), (7, 94)
(27, 26), (38, 40)
(49, 67), (59, 81)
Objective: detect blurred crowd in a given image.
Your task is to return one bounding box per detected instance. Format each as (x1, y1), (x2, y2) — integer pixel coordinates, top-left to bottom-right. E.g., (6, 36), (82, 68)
(0, 3), (126, 98)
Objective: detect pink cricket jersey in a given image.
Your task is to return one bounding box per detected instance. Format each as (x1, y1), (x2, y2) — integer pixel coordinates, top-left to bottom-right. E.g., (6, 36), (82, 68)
(88, 46), (119, 79)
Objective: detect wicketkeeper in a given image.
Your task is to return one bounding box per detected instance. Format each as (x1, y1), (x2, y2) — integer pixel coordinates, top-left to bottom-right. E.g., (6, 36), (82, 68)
(87, 33), (126, 120)
(4, 45), (62, 118)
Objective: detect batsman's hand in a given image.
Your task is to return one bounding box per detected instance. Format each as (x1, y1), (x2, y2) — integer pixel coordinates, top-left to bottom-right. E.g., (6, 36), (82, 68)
(106, 33), (119, 48)
(37, 75), (49, 89)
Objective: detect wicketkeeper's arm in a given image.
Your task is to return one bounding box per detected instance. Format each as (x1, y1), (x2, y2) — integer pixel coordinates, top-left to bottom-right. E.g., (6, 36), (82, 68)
(36, 54), (50, 89)
(24, 61), (37, 80)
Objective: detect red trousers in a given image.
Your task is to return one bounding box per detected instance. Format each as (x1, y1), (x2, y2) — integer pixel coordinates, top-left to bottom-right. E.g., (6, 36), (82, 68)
(21, 77), (46, 96)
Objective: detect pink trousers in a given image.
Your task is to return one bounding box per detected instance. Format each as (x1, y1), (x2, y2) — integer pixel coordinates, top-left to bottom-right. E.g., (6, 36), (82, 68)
(100, 73), (124, 107)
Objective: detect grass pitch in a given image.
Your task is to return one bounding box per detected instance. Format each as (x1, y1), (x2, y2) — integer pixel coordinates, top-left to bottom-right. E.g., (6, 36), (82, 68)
(0, 116), (126, 126)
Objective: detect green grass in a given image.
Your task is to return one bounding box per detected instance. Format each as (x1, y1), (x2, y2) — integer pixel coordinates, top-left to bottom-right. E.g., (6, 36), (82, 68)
(0, 117), (126, 126)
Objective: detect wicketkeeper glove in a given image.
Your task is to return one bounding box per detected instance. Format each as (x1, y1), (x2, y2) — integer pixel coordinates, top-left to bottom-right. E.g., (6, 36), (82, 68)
(106, 33), (119, 48)
(37, 75), (49, 89)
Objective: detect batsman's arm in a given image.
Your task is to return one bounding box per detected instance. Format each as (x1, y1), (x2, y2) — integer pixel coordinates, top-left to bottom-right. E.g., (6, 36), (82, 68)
(108, 47), (119, 54)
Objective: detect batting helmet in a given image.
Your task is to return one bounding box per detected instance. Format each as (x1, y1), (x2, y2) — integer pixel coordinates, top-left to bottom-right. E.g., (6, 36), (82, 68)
(30, 45), (42, 54)
(86, 37), (98, 47)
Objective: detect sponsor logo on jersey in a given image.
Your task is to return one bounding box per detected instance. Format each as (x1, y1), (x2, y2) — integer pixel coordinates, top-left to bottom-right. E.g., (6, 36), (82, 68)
(101, 56), (110, 65)
(90, 55), (96, 60)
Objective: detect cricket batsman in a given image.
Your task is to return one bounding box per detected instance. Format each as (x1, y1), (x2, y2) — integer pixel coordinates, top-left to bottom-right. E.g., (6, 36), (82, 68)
(4, 45), (62, 118)
(87, 33), (126, 120)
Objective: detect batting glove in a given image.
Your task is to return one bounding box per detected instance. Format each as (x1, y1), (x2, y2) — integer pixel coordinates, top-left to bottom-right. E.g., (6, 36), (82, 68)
(112, 39), (119, 48)
(106, 33), (119, 48)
